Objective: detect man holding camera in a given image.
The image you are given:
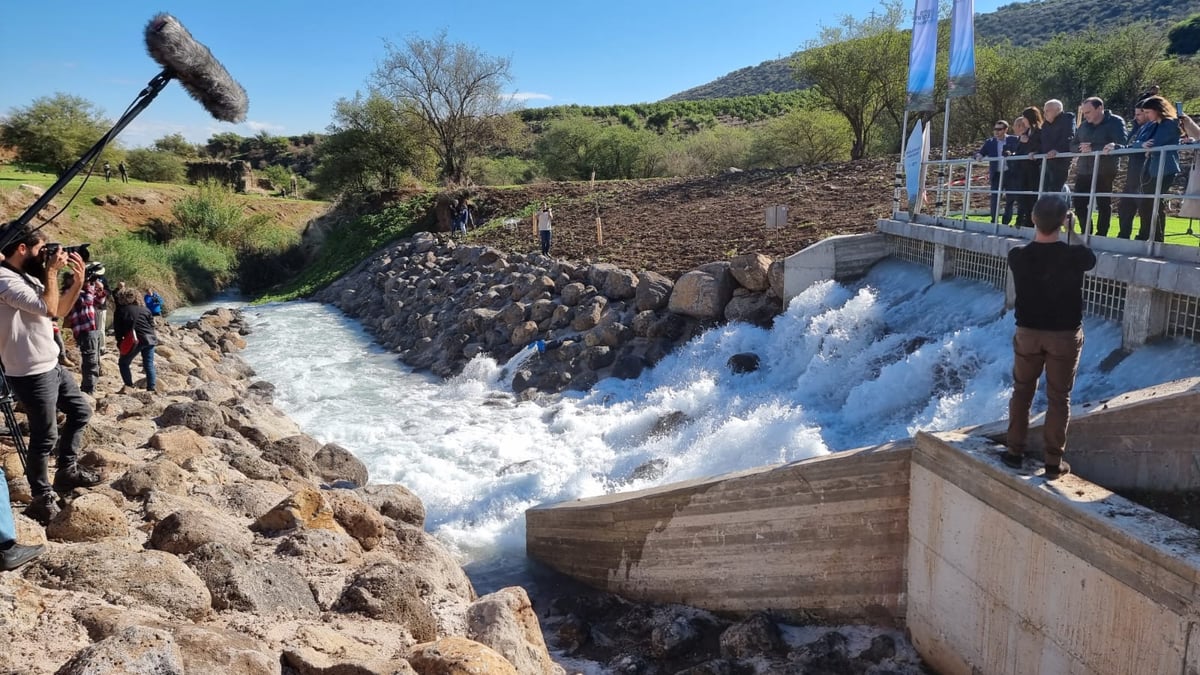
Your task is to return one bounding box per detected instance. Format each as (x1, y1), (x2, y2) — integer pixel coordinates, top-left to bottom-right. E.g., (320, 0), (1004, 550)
(65, 263), (109, 395)
(0, 230), (100, 524)
(1003, 195), (1096, 480)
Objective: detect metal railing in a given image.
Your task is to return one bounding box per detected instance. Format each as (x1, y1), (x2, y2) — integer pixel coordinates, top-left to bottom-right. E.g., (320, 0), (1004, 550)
(894, 142), (1200, 258)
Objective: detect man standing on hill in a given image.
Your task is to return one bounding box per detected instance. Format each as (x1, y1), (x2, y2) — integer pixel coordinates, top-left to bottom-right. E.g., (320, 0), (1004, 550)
(1039, 99), (1075, 194)
(118, 162), (128, 183)
(1003, 195), (1096, 480)
(0, 231), (101, 524)
(536, 202), (553, 255)
(1070, 97), (1127, 236)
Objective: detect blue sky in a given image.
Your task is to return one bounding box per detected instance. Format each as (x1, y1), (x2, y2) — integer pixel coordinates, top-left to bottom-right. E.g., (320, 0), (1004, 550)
(0, 0), (1005, 148)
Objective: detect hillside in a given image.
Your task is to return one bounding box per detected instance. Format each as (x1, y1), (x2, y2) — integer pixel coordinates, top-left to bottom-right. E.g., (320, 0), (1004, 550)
(665, 0), (1197, 100)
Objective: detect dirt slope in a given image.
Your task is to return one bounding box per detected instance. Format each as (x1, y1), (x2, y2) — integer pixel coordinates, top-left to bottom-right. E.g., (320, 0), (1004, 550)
(466, 157), (897, 278)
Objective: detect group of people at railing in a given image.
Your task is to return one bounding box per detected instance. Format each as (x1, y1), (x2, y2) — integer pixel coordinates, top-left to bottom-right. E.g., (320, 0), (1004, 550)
(972, 88), (1200, 242)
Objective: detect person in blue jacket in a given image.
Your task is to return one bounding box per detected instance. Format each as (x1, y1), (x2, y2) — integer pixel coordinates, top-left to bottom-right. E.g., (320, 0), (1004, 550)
(1130, 96), (1181, 242)
(143, 288), (164, 317)
(974, 120), (1019, 224)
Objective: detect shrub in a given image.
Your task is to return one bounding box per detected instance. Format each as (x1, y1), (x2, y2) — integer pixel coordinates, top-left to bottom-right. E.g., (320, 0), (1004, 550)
(124, 148), (186, 183)
(470, 156), (537, 186)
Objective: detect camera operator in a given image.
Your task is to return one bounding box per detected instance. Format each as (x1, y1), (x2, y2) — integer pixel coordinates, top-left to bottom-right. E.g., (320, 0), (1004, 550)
(64, 264), (109, 395)
(0, 230), (101, 524)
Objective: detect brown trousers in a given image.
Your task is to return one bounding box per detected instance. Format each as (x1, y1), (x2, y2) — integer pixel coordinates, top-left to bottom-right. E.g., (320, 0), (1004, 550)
(1007, 327), (1084, 462)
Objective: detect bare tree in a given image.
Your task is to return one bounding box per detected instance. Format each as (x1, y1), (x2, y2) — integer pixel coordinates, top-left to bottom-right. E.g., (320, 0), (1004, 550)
(372, 31), (514, 182)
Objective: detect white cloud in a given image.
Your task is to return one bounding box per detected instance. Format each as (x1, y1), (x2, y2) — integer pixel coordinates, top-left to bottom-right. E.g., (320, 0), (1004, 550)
(508, 91), (551, 103)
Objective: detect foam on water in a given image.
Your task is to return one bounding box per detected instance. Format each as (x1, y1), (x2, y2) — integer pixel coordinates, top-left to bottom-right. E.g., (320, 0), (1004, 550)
(221, 259), (1200, 590)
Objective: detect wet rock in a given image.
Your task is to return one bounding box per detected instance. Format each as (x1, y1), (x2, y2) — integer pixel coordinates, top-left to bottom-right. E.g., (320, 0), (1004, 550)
(668, 264), (735, 320)
(611, 355), (648, 380)
(627, 459), (668, 483)
(726, 353), (761, 374)
(789, 630), (852, 674)
(718, 613), (784, 659)
(724, 291), (781, 328)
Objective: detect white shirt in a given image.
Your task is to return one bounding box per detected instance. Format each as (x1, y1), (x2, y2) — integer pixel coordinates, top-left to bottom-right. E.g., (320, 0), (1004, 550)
(537, 210), (553, 231)
(0, 266), (58, 377)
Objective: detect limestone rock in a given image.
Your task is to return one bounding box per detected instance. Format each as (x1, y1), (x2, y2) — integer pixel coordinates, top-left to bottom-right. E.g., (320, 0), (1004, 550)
(313, 442), (369, 487)
(54, 626), (185, 675)
(635, 271), (674, 311)
(261, 434), (321, 478)
(407, 637), (518, 675)
(357, 484), (426, 527)
(157, 400), (224, 437)
(186, 542), (319, 618)
(324, 489), (388, 550)
(668, 265), (735, 320)
(729, 253), (773, 291)
(276, 528), (363, 565)
(149, 508), (254, 556)
(336, 562), (437, 642)
(253, 486), (344, 534)
(114, 459), (190, 498)
(282, 648), (417, 675)
(46, 493), (129, 542)
(221, 480), (292, 521)
(467, 586), (565, 675)
(150, 426), (218, 465)
(26, 542), (212, 620)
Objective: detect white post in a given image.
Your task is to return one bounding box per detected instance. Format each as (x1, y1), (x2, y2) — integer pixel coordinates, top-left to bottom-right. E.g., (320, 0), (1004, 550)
(940, 98), (952, 217)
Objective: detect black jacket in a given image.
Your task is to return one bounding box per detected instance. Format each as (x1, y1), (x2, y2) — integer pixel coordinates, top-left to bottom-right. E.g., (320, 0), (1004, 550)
(1071, 110), (1127, 174)
(114, 303), (158, 348)
(1039, 111), (1075, 155)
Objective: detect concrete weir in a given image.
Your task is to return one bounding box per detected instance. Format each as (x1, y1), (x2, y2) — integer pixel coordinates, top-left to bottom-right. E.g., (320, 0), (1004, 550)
(526, 376), (1200, 673)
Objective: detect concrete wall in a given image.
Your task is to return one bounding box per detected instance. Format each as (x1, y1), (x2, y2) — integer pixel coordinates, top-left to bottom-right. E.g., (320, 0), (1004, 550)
(526, 441), (913, 625)
(970, 377), (1200, 491)
(782, 233), (888, 303)
(908, 430), (1200, 675)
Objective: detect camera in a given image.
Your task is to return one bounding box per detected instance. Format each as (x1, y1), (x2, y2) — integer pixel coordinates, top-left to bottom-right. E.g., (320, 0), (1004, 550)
(41, 242), (91, 263)
(84, 261), (106, 281)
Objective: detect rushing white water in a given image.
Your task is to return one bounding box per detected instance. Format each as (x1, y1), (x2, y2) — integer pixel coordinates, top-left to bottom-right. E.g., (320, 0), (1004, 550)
(182, 259), (1200, 592)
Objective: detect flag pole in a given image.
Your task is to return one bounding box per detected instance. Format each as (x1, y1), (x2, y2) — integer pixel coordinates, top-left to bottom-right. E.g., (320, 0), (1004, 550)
(895, 109), (911, 218)
(940, 97), (951, 218)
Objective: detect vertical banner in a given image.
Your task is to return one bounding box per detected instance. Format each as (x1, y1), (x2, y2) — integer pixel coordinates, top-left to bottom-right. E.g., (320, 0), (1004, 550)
(947, 0), (977, 97)
(905, 119), (930, 215)
(905, 0), (939, 112)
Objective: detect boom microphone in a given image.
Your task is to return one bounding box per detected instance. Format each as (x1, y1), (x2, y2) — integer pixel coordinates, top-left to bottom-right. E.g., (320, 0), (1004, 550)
(144, 13), (248, 123)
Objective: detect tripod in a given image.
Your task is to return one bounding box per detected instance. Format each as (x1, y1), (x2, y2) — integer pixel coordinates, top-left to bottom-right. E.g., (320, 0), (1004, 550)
(0, 365), (28, 473)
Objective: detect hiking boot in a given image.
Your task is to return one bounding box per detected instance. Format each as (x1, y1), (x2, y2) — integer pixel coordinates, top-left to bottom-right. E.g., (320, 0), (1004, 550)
(53, 465), (103, 491)
(1000, 450), (1024, 469)
(24, 494), (61, 525)
(1044, 460), (1071, 480)
(0, 543), (45, 571)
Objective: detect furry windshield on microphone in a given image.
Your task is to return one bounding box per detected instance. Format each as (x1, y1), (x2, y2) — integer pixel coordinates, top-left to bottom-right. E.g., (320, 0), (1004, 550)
(144, 13), (249, 123)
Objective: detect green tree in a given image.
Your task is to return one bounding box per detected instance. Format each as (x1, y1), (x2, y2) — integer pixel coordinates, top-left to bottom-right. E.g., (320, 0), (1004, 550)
(950, 43), (1036, 145)
(153, 132), (199, 158)
(665, 126), (753, 175)
(534, 116), (602, 180)
(311, 92), (429, 195)
(1, 93), (112, 175)
(205, 132), (244, 159)
(750, 109), (853, 166)
(124, 148), (186, 183)
(792, 0), (908, 159)
(1167, 13), (1200, 57)
(372, 30), (515, 182)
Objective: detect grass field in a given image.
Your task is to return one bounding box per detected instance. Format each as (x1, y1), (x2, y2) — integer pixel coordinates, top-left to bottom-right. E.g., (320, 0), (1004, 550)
(953, 211), (1200, 246)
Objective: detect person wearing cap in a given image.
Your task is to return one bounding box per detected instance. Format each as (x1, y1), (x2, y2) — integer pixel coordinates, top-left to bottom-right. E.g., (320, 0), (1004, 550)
(64, 264), (109, 394)
(1002, 195), (1096, 480)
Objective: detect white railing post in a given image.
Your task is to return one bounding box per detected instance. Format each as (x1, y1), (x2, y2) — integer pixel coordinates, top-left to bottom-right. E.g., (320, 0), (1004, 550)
(1148, 150), (1168, 254)
(1086, 155), (1100, 239)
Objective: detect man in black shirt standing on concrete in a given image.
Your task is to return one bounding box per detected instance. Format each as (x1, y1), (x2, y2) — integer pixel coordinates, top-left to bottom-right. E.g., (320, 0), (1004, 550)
(1003, 194), (1096, 479)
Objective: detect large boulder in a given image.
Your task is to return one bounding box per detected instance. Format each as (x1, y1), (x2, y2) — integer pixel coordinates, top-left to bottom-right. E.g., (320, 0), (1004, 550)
(26, 542), (212, 620)
(407, 637), (518, 675)
(724, 290), (782, 328)
(54, 626), (185, 675)
(253, 487), (345, 534)
(157, 401), (224, 437)
(312, 442), (369, 487)
(356, 484), (426, 527)
(114, 459), (190, 498)
(186, 542), (320, 618)
(729, 253), (773, 291)
(45, 493), (129, 542)
(668, 264), (735, 320)
(635, 271), (674, 312)
(467, 587), (565, 675)
(149, 508), (254, 556)
(335, 562), (437, 642)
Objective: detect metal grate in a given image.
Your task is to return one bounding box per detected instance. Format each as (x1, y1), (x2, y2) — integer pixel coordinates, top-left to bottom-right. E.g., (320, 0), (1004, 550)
(1082, 275), (1126, 323)
(1166, 293), (1200, 342)
(946, 248), (1007, 291)
(886, 235), (934, 268)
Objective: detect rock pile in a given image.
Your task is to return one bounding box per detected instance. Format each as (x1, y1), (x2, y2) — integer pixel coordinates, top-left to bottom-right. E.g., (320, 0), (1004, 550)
(0, 309), (565, 675)
(315, 233), (785, 396)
